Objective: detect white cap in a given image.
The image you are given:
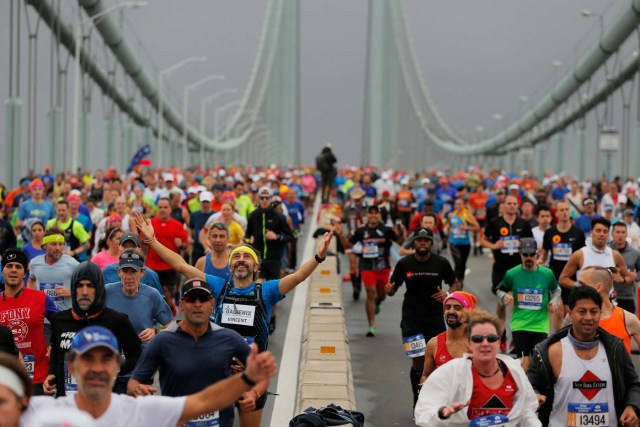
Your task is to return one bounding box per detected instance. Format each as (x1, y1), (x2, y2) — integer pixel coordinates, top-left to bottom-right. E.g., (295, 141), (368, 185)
(400, 178), (409, 185)
(199, 191), (214, 203)
(197, 185), (207, 192)
(69, 189), (82, 196)
(187, 186), (198, 195)
(258, 186), (273, 196)
(162, 173), (174, 182)
(381, 172), (390, 180)
(509, 184), (520, 191)
(218, 169), (226, 177)
(618, 195), (628, 204)
(267, 174), (277, 182)
(421, 178), (431, 185)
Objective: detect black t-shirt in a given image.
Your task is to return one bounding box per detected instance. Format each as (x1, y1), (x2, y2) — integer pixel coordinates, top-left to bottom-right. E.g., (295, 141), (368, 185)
(389, 254), (455, 322)
(49, 308), (142, 396)
(350, 224), (398, 271)
(542, 225), (586, 279)
(484, 216), (533, 273)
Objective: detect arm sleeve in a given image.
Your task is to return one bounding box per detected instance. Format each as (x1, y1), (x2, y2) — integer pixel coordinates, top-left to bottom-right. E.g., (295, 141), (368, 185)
(542, 230), (552, 251)
(389, 261), (404, 291)
(44, 295), (59, 320)
(152, 291), (174, 326)
(130, 337), (162, 383)
(116, 315), (143, 376)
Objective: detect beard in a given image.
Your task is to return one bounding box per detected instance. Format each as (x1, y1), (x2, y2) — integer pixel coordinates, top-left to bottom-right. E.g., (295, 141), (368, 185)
(445, 314), (463, 329)
(415, 246), (430, 256)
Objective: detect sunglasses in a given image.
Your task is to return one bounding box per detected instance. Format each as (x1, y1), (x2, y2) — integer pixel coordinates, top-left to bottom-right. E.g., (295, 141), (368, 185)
(183, 293), (213, 304)
(120, 252), (143, 261)
(259, 196), (272, 200)
(470, 334), (500, 344)
(520, 252), (537, 257)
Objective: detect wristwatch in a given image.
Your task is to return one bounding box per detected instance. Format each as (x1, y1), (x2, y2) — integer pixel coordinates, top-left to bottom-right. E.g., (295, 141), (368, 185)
(315, 254), (326, 263)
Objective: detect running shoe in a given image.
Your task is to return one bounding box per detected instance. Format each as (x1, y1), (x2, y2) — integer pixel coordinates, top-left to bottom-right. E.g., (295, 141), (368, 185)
(366, 326), (376, 337)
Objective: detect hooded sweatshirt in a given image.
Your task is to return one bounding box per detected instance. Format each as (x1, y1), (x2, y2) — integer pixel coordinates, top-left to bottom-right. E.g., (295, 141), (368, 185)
(48, 261), (142, 396)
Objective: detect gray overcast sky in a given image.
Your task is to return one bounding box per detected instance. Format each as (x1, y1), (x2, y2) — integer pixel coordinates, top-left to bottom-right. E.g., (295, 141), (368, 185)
(0, 0), (630, 172)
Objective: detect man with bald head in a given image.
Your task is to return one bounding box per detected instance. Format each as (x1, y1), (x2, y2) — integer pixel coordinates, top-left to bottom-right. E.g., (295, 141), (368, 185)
(574, 265), (640, 354)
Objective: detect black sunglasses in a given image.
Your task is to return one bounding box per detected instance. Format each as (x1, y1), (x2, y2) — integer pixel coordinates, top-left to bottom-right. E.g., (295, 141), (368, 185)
(183, 293), (213, 304)
(470, 334), (500, 344)
(259, 196), (272, 200)
(520, 252), (537, 257)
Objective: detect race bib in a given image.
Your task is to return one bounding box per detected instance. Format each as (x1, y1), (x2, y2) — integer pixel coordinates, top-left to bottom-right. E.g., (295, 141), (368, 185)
(221, 304), (256, 326)
(23, 354), (35, 379)
(552, 243), (572, 261)
(567, 402), (609, 427)
(517, 288), (543, 310)
(500, 236), (519, 255)
(451, 225), (466, 239)
(39, 282), (63, 303)
(362, 242), (379, 258)
(402, 334), (426, 358)
(469, 414), (509, 427)
(475, 208), (486, 219)
(64, 364), (78, 393)
(186, 411), (220, 427)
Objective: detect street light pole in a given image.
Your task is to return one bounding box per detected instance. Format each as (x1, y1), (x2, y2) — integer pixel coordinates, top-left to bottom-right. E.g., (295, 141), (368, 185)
(72, 1), (147, 172)
(182, 74), (225, 169)
(157, 56), (207, 168)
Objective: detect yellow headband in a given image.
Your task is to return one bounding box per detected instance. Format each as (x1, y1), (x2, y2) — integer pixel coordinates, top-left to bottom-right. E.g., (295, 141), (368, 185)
(43, 234), (65, 245)
(228, 246), (259, 265)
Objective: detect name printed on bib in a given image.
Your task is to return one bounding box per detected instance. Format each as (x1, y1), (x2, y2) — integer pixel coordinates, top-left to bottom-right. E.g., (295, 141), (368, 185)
(221, 304), (256, 326)
(402, 334), (426, 358)
(517, 288), (543, 310)
(500, 236), (520, 255)
(567, 402), (609, 427)
(469, 414), (509, 427)
(186, 411), (220, 427)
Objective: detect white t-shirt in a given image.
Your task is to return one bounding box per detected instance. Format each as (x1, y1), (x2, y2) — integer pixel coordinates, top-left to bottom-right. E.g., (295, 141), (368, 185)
(22, 394), (186, 427)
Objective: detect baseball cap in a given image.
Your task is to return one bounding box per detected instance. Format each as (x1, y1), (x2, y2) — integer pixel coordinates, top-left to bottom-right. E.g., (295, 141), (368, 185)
(520, 238), (537, 255)
(118, 251), (144, 271)
(162, 173), (174, 182)
(69, 326), (119, 356)
(421, 178), (431, 185)
(119, 232), (141, 247)
(413, 228), (434, 241)
(508, 184), (520, 191)
(258, 186), (273, 196)
(624, 209), (634, 216)
(604, 204), (614, 212)
(181, 277), (212, 299)
(582, 198), (595, 206)
(199, 191), (214, 203)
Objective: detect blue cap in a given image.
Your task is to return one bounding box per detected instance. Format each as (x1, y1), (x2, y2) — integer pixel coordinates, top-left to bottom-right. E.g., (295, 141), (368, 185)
(69, 326), (119, 355)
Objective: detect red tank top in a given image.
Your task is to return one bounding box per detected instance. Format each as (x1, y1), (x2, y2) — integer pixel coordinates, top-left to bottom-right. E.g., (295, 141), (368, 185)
(434, 332), (454, 367)
(600, 306), (632, 354)
(0, 288), (49, 383)
(467, 361), (518, 420)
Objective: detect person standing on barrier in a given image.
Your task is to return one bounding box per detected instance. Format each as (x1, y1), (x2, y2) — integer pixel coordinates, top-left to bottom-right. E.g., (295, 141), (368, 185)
(383, 227), (459, 408)
(336, 205), (405, 338)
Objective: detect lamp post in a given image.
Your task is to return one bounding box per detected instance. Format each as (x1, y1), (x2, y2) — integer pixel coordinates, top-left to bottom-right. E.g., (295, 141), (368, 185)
(182, 74), (225, 168)
(157, 56), (207, 168)
(199, 88), (237, 162)
(72, 1), (146, 172)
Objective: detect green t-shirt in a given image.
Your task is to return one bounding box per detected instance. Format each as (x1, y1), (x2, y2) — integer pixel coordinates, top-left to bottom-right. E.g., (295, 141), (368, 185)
(502, 265), (558, 333)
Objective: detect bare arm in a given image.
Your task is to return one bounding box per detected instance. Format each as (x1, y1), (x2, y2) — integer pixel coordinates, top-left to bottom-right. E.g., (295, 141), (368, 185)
(537, 248), (548, 265)
(27, 276), (37, 290)
(420, 337), (438, 384)
(278, 230), (334, 295)
(194, 255), (206, 273)
(179, 345), (276, 426)
(133, 212), (205, 280)
(558, 251), (583, 290)
(612, 251), (630, 285)
(623, 310), (640, 350)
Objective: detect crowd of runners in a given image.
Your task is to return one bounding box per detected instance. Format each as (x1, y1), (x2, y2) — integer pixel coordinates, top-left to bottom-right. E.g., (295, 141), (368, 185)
(1, 146), (640, 426)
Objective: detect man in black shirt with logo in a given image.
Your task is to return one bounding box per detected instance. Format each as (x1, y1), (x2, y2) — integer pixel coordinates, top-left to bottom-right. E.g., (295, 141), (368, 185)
(481, 195), (533, 348)
(385, 228), (458, 409)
